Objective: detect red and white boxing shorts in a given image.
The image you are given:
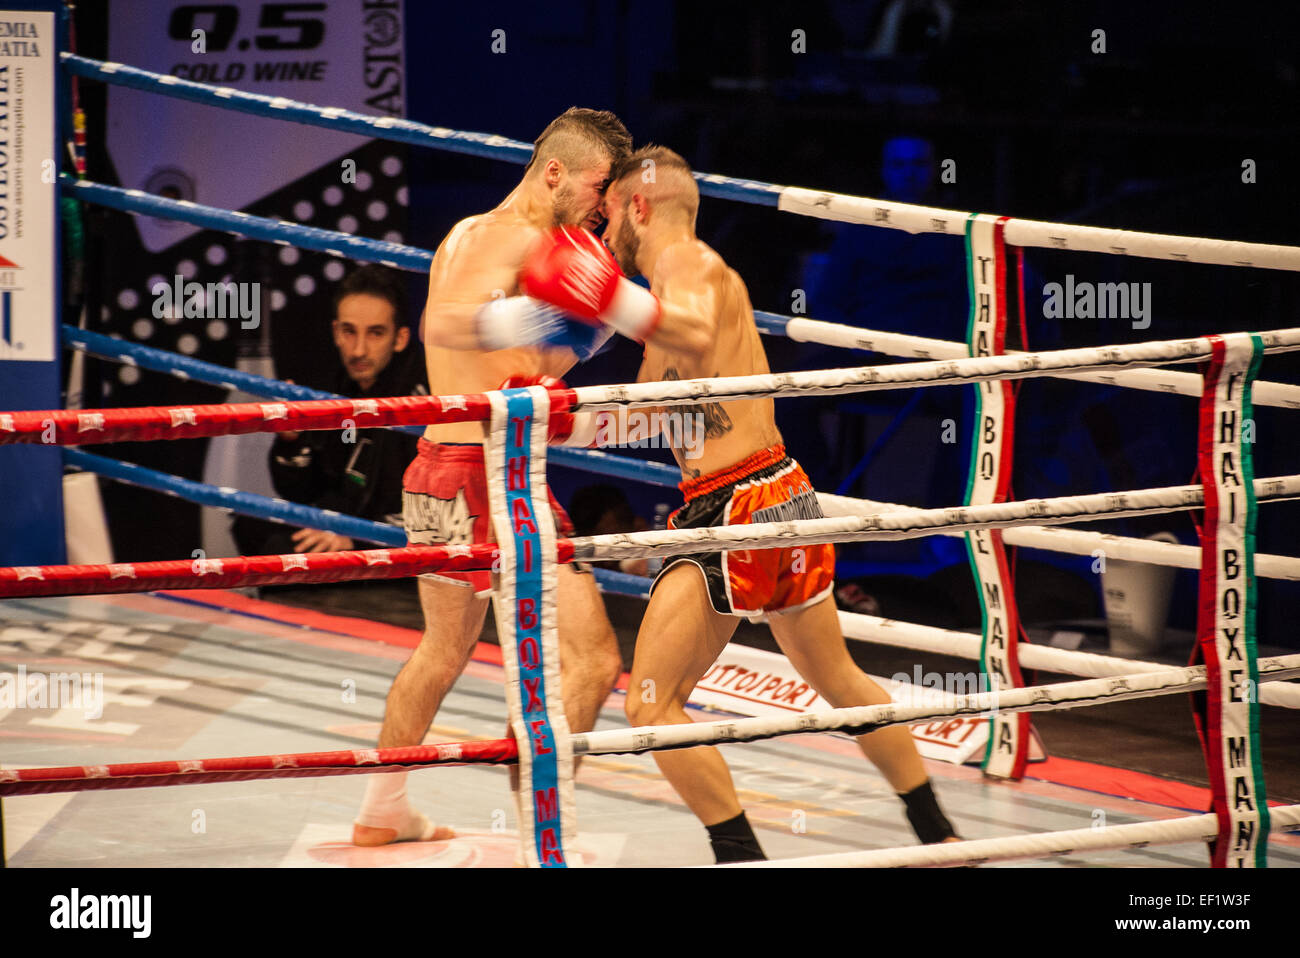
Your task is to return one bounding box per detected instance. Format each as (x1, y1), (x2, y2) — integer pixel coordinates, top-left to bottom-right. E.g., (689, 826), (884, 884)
(402, 440), (579, 596)
(650, 444), (834, 619)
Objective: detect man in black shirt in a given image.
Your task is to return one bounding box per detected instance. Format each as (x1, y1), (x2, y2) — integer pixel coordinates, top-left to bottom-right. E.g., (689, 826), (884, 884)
(233, 265), (428, 555)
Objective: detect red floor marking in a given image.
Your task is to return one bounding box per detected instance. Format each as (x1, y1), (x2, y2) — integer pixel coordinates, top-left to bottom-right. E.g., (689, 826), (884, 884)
(124, 590), (1282, 818)
(307, 839), (458, 868)
(160, 589), (425, 648)
(157, 589), (634, 692)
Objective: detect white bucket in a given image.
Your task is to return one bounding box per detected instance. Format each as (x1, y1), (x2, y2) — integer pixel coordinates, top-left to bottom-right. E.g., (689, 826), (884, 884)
(1102, 531), (1181, 657)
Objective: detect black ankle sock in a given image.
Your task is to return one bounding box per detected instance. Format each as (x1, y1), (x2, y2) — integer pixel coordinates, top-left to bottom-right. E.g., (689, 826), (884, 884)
(706, 811), (767, 863)
(899, 780), (958, 844)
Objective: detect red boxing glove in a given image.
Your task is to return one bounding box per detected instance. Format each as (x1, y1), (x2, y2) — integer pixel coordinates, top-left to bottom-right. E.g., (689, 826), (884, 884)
(520, 226), (661, 342)
(498, 375), (575, 443)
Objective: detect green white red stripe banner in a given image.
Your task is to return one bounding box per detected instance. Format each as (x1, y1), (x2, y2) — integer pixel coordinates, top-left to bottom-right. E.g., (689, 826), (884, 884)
(964, 214), (1031, 779)
(1192, 332), (1269, 867)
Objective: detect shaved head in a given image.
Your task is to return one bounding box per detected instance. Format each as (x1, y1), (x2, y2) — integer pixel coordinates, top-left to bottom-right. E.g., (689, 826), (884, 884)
(608, 145), (699, 224)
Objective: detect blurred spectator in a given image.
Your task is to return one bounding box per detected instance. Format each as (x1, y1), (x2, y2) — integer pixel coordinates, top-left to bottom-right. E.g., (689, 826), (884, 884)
(802, 133), (965, 338)
(787, 134), (966, 492)
(569, 483), (651, 576)
(233, 265), (428, 555)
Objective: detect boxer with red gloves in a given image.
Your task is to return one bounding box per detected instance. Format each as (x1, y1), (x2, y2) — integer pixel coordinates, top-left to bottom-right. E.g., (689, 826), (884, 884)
(519, 225), (661, 342)
(353, 109), (629, 851)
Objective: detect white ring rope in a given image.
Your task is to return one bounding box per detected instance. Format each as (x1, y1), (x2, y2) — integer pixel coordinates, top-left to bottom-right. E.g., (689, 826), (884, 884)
(572, 655), (1300, 757)
(778, 188), (1300, 271)
(572, 474), (1300, 562)
(816, 491), (1300, 581)
(781, 316), (1300, 410)
(837, 611), (1300, 710)
(723, 803), (1300, 868)
(571, 328), (1300, 410)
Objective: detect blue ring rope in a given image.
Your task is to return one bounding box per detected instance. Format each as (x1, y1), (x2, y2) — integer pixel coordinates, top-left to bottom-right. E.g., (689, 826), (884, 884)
(64, 447), (406, 546)
(65, 326), (686, 487)
(60, 53), (782, 208)
(63, 176), (432, 272)
(64, 448), (651, 599)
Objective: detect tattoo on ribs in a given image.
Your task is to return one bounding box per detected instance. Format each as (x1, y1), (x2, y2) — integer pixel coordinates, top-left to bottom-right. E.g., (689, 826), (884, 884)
(663, 366), (733, 440)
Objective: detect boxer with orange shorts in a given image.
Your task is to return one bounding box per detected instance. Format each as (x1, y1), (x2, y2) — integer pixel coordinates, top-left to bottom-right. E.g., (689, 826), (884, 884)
(523, 144), (961, 863)
(655, 444), (833, 619)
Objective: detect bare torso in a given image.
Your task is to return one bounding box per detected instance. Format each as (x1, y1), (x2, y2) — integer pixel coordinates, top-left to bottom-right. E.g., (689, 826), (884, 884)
(638, 241), (783, 479)
(422, 210), (572, 444)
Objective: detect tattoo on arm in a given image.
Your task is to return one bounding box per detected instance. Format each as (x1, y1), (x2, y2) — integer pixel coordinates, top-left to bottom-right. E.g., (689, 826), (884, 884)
(663, 367), (733, 440)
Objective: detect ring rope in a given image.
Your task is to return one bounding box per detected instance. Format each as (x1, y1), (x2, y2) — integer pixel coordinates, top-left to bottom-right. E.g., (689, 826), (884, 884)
(64, 325), (685, 486)
(61, 52), (1300, 271)
(565, 474), (1300, 560)
(65, 439), (1300, 708)
(57, 173), (1300, 414)
(817, 491), (1300, 580)
(568, 656), (1300, 757)
(55, 446), (1300, 707)
(0, 392), (485, 446)
(11, 328), (1300, 446)
(0, 740), (520, 797)
(62, 176), (429, 271)
(61, 329), (1300, 580)
(60, 180), (1300, 413)
(52, 453), (654, 600)
(61, 438), (1300, 709)
(566, 329), (1300, 410)
(757, 312), (1300, 410)
(63, 448), (406, 546)
(62, 324), (421, 430)
(7, 656), (1297, 795)
(837, 611), (1300, 710)
(6, 473), (1300, 597)
(725, 804), (1300, 869)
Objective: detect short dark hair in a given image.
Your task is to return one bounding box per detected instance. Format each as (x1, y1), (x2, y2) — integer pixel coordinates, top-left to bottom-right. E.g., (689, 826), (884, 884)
(524, 107), (632, 175)
(334, 264), (406, 326)
(609, 143), (694, 189)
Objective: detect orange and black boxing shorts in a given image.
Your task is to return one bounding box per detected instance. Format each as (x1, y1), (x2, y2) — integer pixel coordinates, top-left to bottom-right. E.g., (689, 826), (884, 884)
(402, 440), (582, 596)
(651, 444), (835, 619)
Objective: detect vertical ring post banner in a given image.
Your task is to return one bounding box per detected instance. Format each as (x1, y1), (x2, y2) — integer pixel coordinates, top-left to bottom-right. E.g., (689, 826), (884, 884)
(485, 385), (576, 868)
(963, 214), (1030, 780)
(1191, 332), (1267, 867)
(0, 1), (64, 566)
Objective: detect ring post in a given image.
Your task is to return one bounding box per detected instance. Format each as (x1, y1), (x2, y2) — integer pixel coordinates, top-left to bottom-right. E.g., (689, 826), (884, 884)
(0, 0), (65, 565)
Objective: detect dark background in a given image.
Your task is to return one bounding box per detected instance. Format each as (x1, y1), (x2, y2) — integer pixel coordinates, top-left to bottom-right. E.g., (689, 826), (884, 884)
(69, 0), (1300, 648)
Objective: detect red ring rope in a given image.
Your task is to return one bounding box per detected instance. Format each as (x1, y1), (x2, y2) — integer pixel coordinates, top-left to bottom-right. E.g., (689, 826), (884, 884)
(0, 739), (519, 796)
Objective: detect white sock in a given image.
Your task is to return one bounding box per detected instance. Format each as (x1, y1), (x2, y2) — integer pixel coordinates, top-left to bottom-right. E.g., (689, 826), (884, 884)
(356, 772), (437, 839)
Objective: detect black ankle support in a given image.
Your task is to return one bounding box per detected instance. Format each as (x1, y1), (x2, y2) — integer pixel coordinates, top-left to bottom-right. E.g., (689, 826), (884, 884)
(706, 811), (767, 863)
(900, 780), (958, 844)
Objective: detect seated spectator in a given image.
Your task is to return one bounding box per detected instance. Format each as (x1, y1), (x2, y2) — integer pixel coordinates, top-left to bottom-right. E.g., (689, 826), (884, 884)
(233, 265), (427, 555)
